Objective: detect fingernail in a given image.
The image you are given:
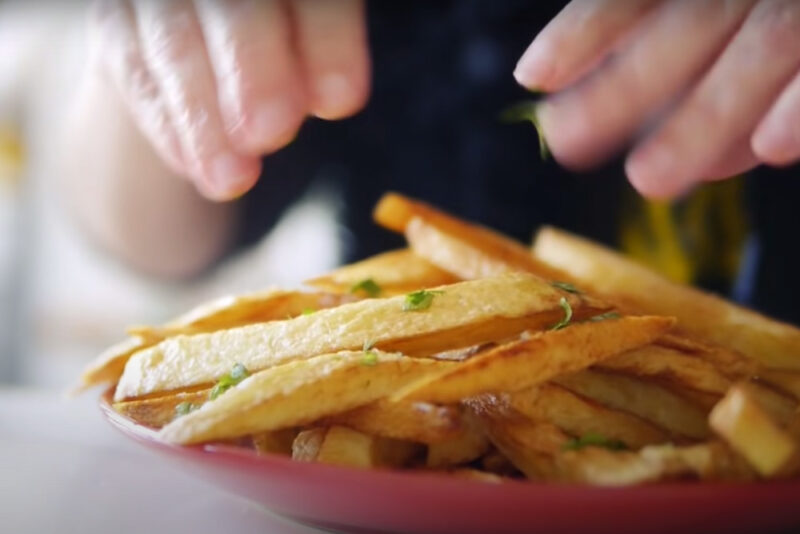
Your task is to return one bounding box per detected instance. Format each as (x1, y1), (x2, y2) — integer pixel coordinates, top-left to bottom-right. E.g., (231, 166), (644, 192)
(314, 73), (357, 119)
(753, 120), (797, 165)
(514, 41), (554, 90)
(206, 152), (256, 200)
(247, 98), (299, 151)
(625, 144), (685, 199)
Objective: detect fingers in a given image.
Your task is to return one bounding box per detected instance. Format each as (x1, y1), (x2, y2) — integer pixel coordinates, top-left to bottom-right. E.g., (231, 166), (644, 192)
(537, 0), (756, 170)
(627, 0), (800, 198)
(701, 140), (759, 182)
(90, 0), (186, 175)
(194, 0), (307, 155)
(752, 70), (800, 166)
(292, 0), (370, 119)
(514, 0), (662, 92)
(135, 0), (261, 200)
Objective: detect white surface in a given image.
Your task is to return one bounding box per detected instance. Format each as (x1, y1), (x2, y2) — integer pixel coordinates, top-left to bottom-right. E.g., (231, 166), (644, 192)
(0, 389), (326, 534)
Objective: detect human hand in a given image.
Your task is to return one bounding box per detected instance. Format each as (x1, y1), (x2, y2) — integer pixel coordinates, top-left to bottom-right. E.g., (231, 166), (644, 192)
(515, 0), (800, 198)
(90, 0), (369, 200)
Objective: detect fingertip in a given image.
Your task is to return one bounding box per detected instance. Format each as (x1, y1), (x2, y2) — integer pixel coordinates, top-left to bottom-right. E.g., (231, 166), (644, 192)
(310, 72), (369, 120)
(234, 96), (306, 155)
(751, 120), (798, 167)
(195, 152), (261, 201)
(624, 146), (690, 200)
(514, 41), (555, 91)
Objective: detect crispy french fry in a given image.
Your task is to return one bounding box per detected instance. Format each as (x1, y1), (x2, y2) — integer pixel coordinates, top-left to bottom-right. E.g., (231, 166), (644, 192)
(392, 316), (674, 404)
(533, 226), (800, 370)
(305, 249), (459, 296)
(79, 289), (351, 392)
(113, 389), (209, 428)
(480, 449), (519, 477)
(553, 370), (711, 440)
(292, 428), (328, 462)
(159, 351), (454, 445)
(328, 399), (462, 444)
(759, 370), (800, 402)
(116, 273), (604, 400)
(316, 426), (423, 468)
(598, 344), (732, 395)
(655, 334), (759, 381)
(509, 385), (669, 449)
(373, 192), (567, 281)
(426, 412), (489, 468)
(252, 428), (298, 456)
(710, 383), (799, 477)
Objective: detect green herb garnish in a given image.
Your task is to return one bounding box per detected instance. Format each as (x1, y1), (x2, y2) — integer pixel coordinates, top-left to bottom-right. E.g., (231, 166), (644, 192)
(175, 402), (199, 417)
(301, 308), (316, 316)
(361, 351), (379, 366)
(563, 433), (628, 452)
(551, 281), (581, 295)
(551, 297), (573, 330)
(350, 278), (382, 298)
(499, 100), (549, 160)
(402, 289), (443, 312)
(209, 362), (250, 401)
(363, 339), (376, 351)
(589, 312), (622, 322)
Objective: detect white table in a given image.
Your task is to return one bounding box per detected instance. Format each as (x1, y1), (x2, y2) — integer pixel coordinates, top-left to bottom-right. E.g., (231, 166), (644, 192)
(0, 389), (326, 534)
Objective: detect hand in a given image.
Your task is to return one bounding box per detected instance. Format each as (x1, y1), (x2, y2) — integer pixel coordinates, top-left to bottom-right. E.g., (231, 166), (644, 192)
(90, 0), (370, 200)
(515, 0), (800, 198)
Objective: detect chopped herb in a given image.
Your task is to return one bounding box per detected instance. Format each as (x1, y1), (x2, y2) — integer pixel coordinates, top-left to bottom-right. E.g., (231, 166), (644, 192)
(350, 278), (382, 298)
(209, 362), (250, 400)
(361, 351), (379, 366)
(363, 339), (376, 351)
(589, 312), (622, 322)
(563, 433), (628, 452)
(175, 402), (199, 417)
(499, 100), (549, 160)
(402, 289), (443, 312)
(550, 297), (573, 330)
(551, 281), (581, 295)
(301, 308), (316, 316)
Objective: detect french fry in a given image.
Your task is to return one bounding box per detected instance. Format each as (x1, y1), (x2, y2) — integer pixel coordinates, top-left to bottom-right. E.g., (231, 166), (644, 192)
(158, 351), (454, 445)
(79, 289), (351, 392)
(533, 226), (800, 371)
(426, 412), (489, 468)
(392, 316), (674, 404)
(305, 249), (459, 296)
(759, 369), (800, 402)
(709, 383), (799, 477)
(655, 334), (759, 381)
(553, 370), (711, 440)
(112, 389), (209, 428)
(316, 426), (423, 468)
(116, 273), (604, 400)
(252, 428), (298, 456)
(328, 399), (462, 444)
(292, 428), (328, 462)
(598, 344), (732, 395)
(373, 192), (567, 281)
(509, 385), (669, 449)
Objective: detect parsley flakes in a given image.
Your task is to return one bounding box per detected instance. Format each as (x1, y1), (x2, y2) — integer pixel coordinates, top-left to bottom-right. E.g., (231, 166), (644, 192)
(551, 281), (581, 295)
(550, 297), (573, 330)
(402, 290), (443, 311)
(209, 362), (250, 401)
(350, 278), (382, 298)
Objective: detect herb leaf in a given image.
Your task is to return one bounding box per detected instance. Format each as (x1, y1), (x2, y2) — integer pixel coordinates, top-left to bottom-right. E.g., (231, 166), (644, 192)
(209, 362), (250, 401)
(402, 289), (443, 312)
(361, 351), (379, 366)
(362, 339), (376, 351)
(175, 402), (199, 417)
(589, 312), (622, 322)
(350, 278), (382, 298)
(551, 297), (573, 330)
(301, 308), (316, 316)
(499, 100), (549, 160)
(563, 433), (628, 452)
(551, 281), (581, 295)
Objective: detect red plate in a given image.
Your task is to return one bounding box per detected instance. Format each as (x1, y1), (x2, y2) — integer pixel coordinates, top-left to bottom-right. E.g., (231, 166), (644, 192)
(101, 397), (800, 534)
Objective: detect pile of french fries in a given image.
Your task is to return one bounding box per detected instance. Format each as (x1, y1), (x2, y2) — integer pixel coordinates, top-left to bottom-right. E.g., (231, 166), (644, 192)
(79, 192), (800, 486)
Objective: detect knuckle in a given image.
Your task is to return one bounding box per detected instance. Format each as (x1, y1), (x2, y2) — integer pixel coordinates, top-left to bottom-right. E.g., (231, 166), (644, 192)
(749, 0), (800, 51)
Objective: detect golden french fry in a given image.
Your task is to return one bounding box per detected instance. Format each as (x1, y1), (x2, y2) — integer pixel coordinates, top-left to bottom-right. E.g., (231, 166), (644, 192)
(252, 428), (298, 456)
(328, 399), (462, 444)
(305, 248), (458, 296)
(392, 316), (674, 404)
(79, 289), (351, 392)
(598, 344), (732, 395)
(373, 192), (567, 281)
(654, 334), (759, 381)
(553, 370), (711, 440)
(426, 412), (489, 468)
(533, 226), (800, 370)
(710, 383), (799, 477)
(158, 351), (454, 445)
(759, 370), (800, 402)
(292, 428), (328, 462)
(316, 426), (423, 468)
(480, 449), (519, 477)
(113, 389), (210, 429)
(509, 384), (669, 449)
(445, 469), (506, 483)
(116, 273), (604, 400)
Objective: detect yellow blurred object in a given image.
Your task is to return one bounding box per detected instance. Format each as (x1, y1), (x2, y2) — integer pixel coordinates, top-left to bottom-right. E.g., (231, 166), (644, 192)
(0, 124), (24, 186)
(620, 179), (748, 287)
